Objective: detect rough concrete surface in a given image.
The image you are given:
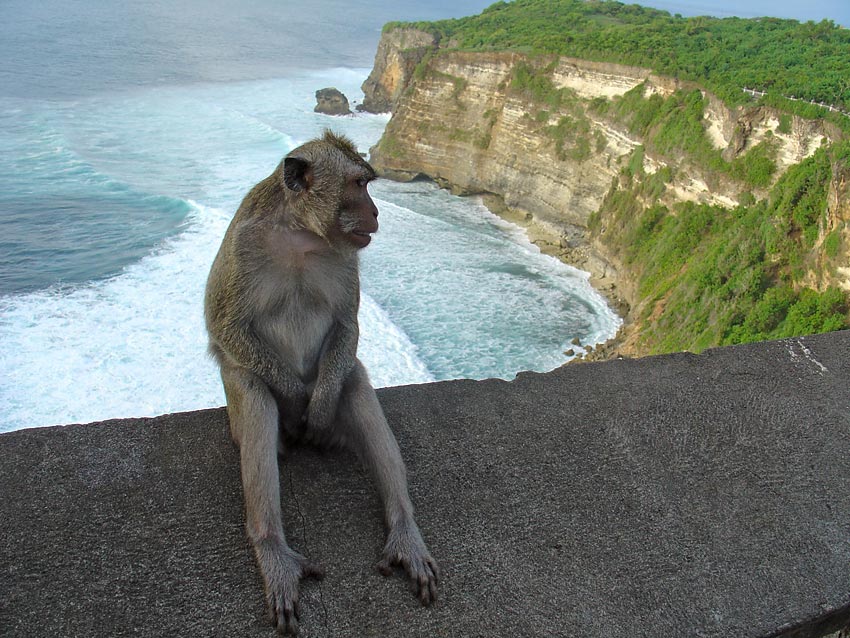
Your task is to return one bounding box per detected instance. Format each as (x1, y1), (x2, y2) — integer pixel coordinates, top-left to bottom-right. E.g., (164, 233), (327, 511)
(2, 331), (849, 638)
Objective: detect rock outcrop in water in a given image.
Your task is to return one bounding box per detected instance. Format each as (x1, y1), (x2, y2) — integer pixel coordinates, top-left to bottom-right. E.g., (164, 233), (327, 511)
(360, 28), (850, 357)
(314, 87), (352, 116)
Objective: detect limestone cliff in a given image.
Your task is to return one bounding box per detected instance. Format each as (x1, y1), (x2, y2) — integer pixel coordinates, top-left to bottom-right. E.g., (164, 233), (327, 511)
(358, 28), (438, 113)
(362, 29), (849, 355)
(813, 158), (850, 290)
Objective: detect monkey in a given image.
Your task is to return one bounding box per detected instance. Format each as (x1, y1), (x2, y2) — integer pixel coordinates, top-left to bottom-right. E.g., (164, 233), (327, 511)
(204, 130), (439, 635)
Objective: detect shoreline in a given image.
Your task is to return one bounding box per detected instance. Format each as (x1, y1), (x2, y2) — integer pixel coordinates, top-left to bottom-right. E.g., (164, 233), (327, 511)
(373, 171), (636, 360)
(478, 193), (634, 361)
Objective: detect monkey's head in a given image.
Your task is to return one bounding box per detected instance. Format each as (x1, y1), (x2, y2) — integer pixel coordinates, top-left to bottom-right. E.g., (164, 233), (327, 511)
(281, 131), (379, 250)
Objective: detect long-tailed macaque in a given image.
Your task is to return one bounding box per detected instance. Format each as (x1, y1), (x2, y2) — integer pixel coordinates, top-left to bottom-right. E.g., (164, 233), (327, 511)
(204, 131), (438, 635)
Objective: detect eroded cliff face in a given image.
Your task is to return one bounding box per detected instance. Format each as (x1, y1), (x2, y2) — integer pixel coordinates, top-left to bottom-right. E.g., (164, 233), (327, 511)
(373, 52), (630, 229)
(358, 28), (437, 113)
(363, 29), (847, 353)
(815, 160), (850, 291)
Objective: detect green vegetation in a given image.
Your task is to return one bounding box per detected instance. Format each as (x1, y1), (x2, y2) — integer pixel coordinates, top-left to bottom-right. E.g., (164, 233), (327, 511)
(543, 115), (590, 161)
(730, 136), (777, 188)
(592, 142), (850, 353)
(824, 231), (841, 258)
(389, 0), (850, 115)
(601, 84), (784, 188)
(415, 66), (469, 106)
(412, 50), (436, 82)
(375, 132), (404, 159)
(513, 72), (849, 350)
(510, 62), (596, 161)
(510, 61), (570, 109)
(383, 0), (850, 353)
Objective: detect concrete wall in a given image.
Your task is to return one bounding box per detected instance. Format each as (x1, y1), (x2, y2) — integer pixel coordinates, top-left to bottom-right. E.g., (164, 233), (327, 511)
(2, 331), (850, 637)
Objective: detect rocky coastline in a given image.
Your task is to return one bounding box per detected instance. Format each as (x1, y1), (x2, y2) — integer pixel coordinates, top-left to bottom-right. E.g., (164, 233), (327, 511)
(476, 193), (633, 360)
(356, 31), (650, 356)
(358, 27), (845, 359)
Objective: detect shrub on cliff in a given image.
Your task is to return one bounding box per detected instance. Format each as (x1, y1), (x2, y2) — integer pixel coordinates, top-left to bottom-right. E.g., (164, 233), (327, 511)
(595, 142), (850, 353)
(609, 85), (780, 189)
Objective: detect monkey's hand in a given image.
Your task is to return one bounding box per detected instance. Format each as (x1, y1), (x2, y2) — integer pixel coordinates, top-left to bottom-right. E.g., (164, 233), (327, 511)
(307, 320), (357, 431)
(306, 380), (342, 432)
(278, 383), (310, 428)
(378, 521), (440, 606)
(254, 538), (325, 635)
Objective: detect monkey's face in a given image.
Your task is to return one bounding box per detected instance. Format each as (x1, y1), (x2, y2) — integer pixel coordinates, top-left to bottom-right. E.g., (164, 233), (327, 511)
(282, 132), (380, 250)
(334, 175), (379, 249)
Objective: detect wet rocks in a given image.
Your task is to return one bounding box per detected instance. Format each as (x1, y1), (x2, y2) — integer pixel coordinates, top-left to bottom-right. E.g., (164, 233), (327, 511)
(314, 87), (351, 116)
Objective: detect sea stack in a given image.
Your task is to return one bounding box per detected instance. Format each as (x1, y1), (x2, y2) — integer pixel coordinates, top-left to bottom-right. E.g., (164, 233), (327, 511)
(314, 87), (352, 115)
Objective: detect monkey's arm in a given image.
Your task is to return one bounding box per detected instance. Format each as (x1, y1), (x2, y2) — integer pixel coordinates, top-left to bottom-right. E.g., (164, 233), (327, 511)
(216, 321), (309, 419)
(307, 318), (359, 430)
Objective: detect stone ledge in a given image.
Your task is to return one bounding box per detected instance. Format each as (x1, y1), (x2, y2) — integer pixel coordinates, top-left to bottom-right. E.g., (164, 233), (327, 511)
(2, 331), (850, 637)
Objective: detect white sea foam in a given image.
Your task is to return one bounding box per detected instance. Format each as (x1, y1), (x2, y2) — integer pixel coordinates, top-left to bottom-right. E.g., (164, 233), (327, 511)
(363, 182), (622, 380)
(0, 201), (434, 432)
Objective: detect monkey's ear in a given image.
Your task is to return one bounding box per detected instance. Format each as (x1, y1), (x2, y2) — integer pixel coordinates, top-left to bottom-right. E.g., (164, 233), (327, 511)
(283, 157), (313, 192)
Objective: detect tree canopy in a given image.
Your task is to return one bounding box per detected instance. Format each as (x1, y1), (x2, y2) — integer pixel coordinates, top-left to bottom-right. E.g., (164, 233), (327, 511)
(389, 0), (850, 112)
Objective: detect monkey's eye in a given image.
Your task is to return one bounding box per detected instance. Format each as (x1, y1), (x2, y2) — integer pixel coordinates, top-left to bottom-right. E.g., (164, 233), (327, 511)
(356, 177), (370, 188)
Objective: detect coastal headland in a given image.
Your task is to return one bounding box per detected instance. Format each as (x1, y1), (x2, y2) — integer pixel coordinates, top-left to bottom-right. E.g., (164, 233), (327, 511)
(358, 17), (850, 359)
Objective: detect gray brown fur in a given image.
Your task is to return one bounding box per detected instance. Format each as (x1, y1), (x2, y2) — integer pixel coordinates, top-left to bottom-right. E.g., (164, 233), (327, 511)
(204, 131), (438, 635)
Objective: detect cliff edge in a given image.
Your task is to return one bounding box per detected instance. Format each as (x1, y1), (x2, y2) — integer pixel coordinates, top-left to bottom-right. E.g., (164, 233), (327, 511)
(2, 331), (850, 637)
(358, 28), (438, 113)
(361, 29), (850, 358)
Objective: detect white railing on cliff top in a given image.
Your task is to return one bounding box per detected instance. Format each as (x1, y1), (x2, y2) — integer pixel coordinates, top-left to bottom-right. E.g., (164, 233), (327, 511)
(743, 87), (850, 118)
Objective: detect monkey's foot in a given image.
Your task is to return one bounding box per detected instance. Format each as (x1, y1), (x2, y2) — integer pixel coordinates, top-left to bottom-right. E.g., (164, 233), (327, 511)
(377, 522), (440, 605)
(253, 540), (325, 635)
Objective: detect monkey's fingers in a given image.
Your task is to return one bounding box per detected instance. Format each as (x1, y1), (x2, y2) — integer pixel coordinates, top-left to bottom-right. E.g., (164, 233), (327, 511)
(413, 556), (439, 605)
(264, 572), (301, 636)
(377, 548), (440, 605)
(376, 555), (394, 577)
(268, 592), (300, 636)
(263, 550), (326, 635)
(422, 556), (440, 604)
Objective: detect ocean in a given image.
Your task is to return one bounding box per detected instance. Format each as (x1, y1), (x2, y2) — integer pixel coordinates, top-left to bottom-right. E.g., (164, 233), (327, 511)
(0, 0), (844, 433)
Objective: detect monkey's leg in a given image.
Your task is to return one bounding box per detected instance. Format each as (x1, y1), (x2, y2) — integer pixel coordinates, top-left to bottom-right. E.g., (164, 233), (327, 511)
(337, 361), (440, 605)
(222, 365), (325, 635)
